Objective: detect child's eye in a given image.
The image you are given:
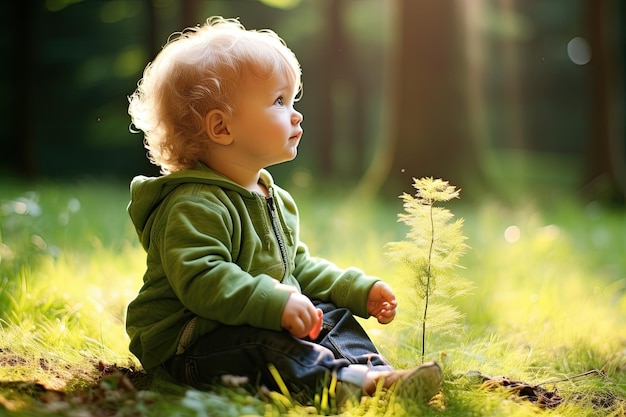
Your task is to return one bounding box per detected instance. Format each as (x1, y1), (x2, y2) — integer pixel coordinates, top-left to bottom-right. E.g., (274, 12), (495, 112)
(274, 96), (284, 106)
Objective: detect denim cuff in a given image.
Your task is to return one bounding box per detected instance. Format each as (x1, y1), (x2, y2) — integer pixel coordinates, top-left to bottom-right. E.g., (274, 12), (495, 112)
(336, 364), (370, 389)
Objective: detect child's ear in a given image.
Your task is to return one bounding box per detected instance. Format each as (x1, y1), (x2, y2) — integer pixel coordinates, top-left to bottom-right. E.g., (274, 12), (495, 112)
(205, 109), (233, 145)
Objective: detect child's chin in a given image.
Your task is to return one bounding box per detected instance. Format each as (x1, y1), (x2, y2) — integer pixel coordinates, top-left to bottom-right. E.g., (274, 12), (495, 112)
(285, 148), (298, 160)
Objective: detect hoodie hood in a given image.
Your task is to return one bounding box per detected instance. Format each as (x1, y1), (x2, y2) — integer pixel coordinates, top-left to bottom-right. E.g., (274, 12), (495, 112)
(127, 162), (274, 249)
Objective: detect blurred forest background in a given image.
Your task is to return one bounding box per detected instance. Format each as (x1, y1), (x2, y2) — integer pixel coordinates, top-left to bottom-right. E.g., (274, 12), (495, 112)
(0, 0), (624, 203)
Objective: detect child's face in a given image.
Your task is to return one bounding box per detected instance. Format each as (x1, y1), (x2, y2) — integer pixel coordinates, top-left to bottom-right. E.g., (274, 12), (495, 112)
(226, 69), (303, 170)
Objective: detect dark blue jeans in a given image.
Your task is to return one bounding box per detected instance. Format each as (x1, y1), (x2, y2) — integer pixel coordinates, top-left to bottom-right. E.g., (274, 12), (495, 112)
(165, 302), (392, 395)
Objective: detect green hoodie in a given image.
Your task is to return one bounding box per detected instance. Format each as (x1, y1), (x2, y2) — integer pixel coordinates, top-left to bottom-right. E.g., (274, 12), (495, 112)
(126, 163), (380, 370)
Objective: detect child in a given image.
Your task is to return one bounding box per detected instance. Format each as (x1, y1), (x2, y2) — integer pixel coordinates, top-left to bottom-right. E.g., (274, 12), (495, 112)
(126, 16), (442, 405)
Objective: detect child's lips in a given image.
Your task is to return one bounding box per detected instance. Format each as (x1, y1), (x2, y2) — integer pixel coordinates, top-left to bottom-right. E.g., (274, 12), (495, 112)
(290, 130), (302, 141)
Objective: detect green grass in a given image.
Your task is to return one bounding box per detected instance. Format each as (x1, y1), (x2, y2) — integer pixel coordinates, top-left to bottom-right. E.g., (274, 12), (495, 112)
(0, 171), (624, 416)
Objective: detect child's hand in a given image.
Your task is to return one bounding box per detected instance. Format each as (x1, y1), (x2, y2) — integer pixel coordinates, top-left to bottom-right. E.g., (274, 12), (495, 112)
(281, 293), (318, 338)
(367, 281), (397, 324)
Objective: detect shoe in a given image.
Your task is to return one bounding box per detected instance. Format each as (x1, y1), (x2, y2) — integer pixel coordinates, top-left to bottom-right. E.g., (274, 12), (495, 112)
(393, 361), (443, 403)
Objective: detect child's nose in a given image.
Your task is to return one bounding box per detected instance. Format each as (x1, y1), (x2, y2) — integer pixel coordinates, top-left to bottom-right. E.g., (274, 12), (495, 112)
(292, 110), (303, 124)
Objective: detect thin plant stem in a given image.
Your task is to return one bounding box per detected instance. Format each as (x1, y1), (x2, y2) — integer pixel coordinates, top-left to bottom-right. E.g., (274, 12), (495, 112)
(422, 200), (435, 364)
(535, 369), (608, 387)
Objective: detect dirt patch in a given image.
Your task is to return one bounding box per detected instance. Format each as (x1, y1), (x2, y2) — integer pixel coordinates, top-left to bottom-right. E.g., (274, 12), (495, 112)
(0, 347), (153, 415)
(472, 369), (626, 413)
(478, 374), (563, 408)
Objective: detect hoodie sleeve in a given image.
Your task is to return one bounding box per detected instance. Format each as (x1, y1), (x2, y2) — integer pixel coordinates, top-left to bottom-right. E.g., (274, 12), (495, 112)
(292, 243), (379, 318)
(160, 197), (294, 330)
(273, 186), (380, 318)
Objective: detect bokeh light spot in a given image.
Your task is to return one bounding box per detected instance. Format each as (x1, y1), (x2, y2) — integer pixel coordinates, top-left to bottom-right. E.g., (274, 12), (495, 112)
(45, 0), (80, 12)
(114, 47), (146, 78)
(504, 225), (521, 243)
(31, 235), (48, 250)
(14, 201), (27, 215)
(567, 37), (591, 65)
(100, 1), (138, 24)
(259, 0), (301, 10)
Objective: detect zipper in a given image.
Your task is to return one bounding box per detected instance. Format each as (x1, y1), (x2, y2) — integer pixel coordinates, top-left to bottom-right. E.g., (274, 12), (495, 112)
(266, 193), (288, 281)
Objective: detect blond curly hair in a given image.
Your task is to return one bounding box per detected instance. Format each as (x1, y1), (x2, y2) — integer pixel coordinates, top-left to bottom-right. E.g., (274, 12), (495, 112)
(128, 17), (302, 174)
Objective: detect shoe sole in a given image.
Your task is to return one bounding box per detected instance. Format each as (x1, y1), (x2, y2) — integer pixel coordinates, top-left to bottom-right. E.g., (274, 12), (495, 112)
(394, 361), (443, 403)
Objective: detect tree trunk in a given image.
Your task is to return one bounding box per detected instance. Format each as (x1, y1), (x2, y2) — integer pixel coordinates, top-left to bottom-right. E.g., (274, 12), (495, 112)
(499, 0), (526, 150)
(316, 0), (368, 179)
(384, 0), (481, 196)
(181, 0), (201, 28)
(7, 1), (37, 177)
(316, 0), (339, 176)
(584, 0), (626, 202)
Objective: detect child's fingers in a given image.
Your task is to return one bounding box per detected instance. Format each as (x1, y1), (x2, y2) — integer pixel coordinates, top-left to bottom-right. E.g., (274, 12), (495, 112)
(369, 300), (394, 316)
(308, 308), (323, 340)
(282, 293), (318, 338)
(376, 304), (397, 324)
(287, 316), (311, 338)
